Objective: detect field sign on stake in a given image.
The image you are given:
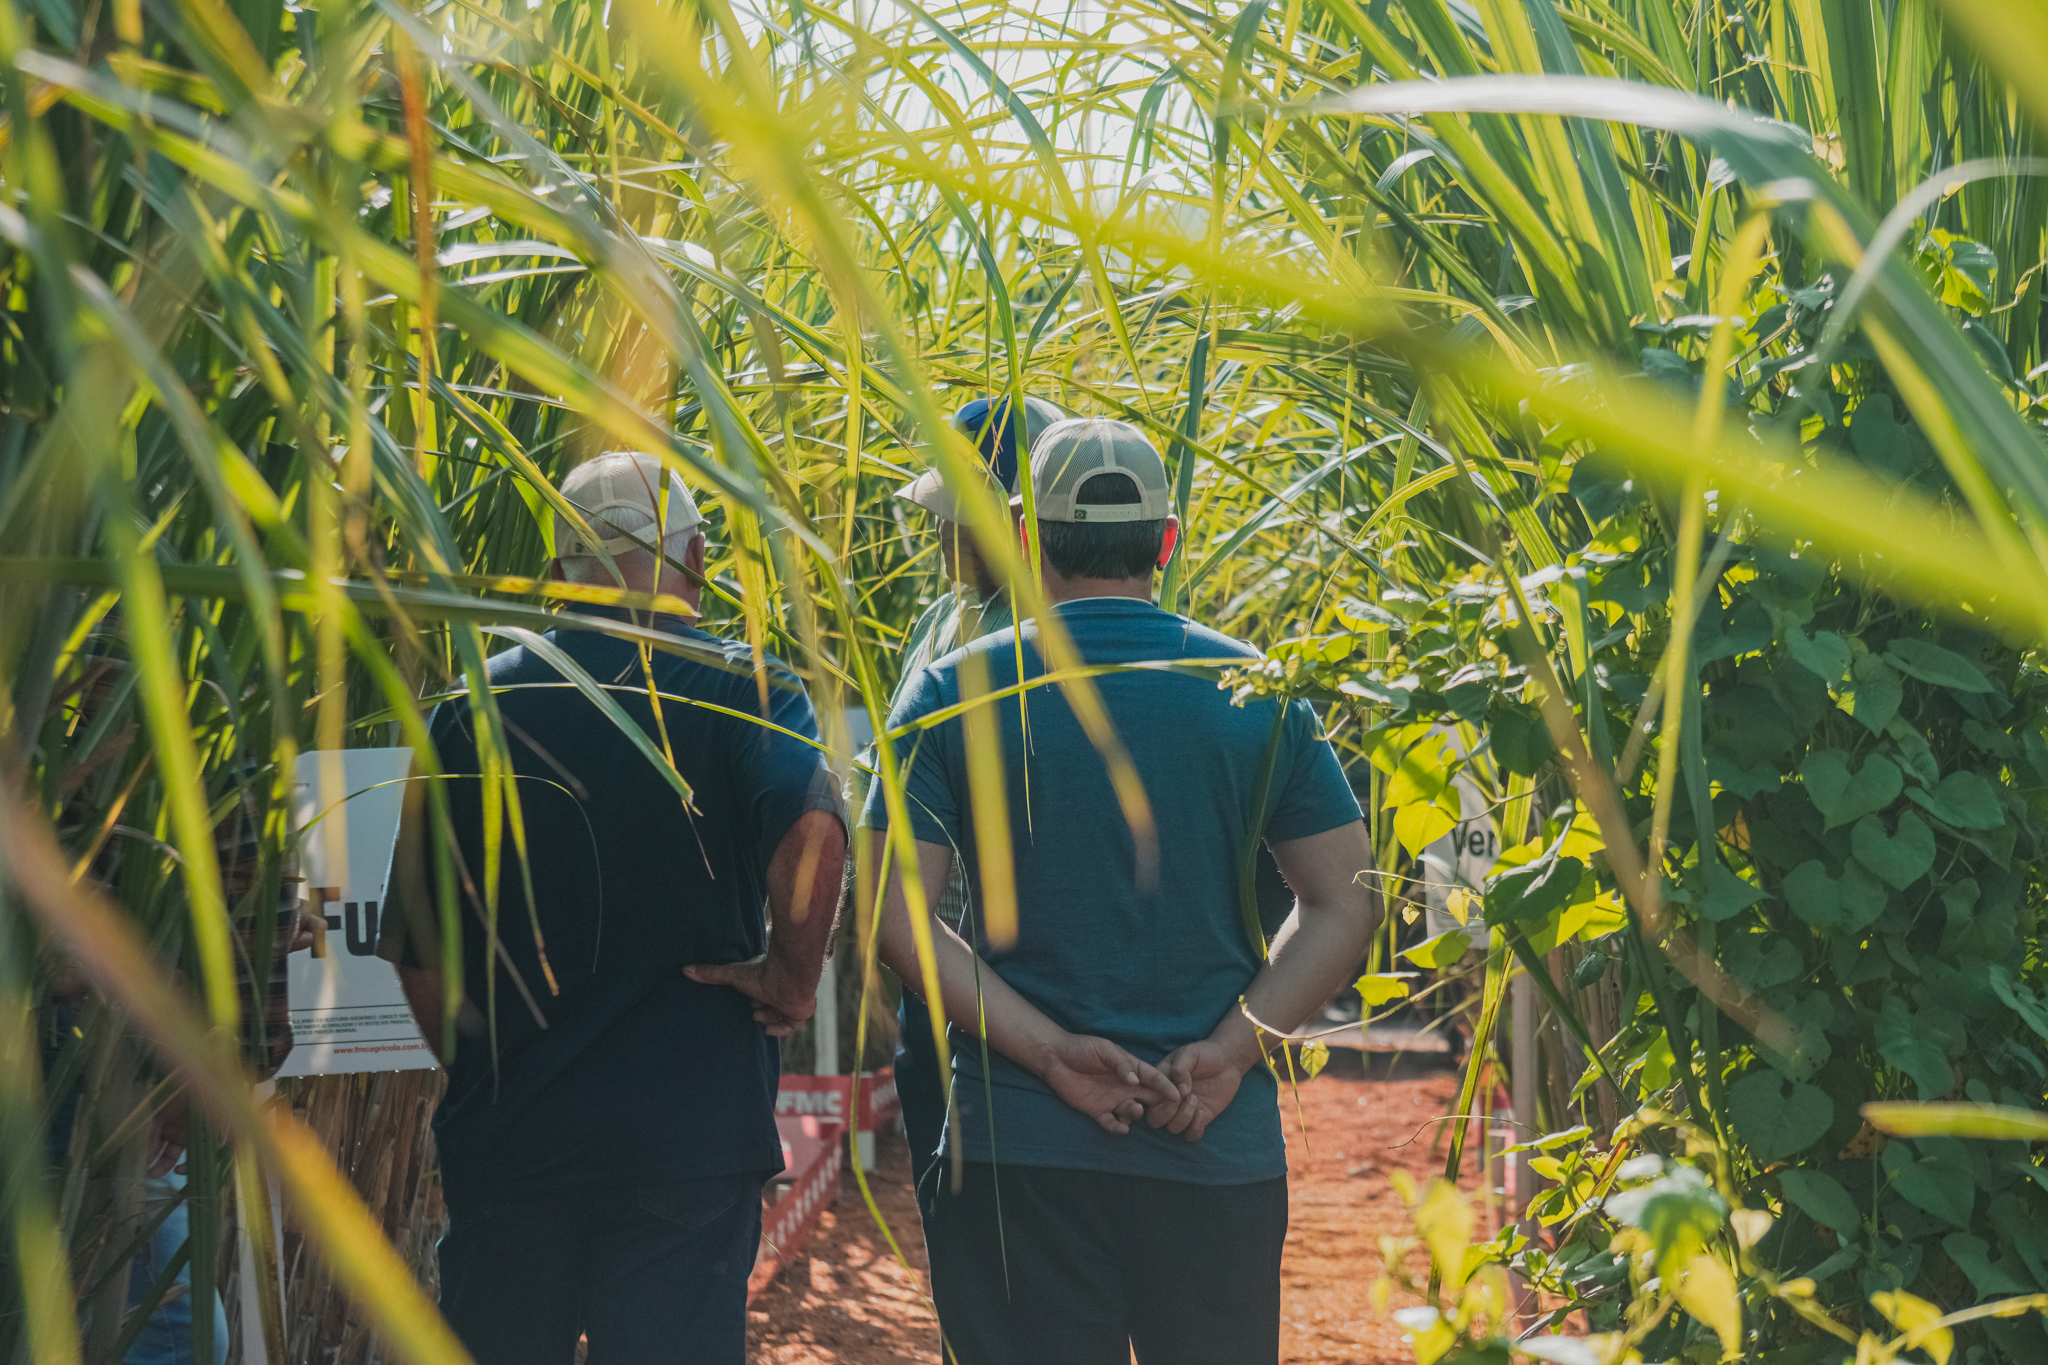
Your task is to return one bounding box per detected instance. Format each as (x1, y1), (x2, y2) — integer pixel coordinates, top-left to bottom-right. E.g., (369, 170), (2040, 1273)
(277, 749), (437, 1077)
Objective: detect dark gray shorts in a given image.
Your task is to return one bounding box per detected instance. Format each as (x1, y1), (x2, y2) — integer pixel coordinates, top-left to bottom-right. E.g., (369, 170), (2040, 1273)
(923, 1161), (1288, 1365)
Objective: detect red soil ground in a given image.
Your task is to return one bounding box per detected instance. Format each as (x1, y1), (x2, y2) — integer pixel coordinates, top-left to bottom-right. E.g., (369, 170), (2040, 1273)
(747, 1056), (1473, 1364)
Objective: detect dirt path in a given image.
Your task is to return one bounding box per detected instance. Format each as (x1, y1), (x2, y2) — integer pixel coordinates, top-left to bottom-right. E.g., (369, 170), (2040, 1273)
(747, 1119), (940, 1364)
(747, 1056), (1471, 1364)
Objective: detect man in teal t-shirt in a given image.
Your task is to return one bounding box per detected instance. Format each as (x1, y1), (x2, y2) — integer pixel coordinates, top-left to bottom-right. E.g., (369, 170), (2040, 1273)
(864, 418), (1383, 1365)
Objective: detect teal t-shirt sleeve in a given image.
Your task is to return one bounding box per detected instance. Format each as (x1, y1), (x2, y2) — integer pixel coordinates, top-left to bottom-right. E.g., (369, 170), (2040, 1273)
(859, 665), (958, 847)
(1265, 698), (1363, 841)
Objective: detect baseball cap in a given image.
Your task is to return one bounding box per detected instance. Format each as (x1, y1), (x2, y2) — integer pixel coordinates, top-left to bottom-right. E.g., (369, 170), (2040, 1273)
(1016, 417), (1172, 523)
(553, 451), (702, 559)
(895, 395), (1065, 521)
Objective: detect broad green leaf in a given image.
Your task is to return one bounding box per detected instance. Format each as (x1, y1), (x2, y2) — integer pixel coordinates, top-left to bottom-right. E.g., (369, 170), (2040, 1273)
(1356, 973), (1415, 1006)
(1851, 811), (1937, 888)
(1942, 1233), (2033, 1298)
(1786, 628), (1851, 683)
(1777, 1168), (1861, 1239)
(1394, 800), (1460, 857)
(1755, 991), (1837, 1083)
(1883, 1139), (1976, 1229)
(1641, 1030), (1678, 1093)
(1298, 1039), (1330, 1081)
(1723, 934), (1801, 992)
(1384, 733), (1455, 806)
(1885, 638), (1995, 693)
(1484, 856), (1586, 927)
(1557, 892), (1628, 943)
(1490, 703), (1553, 777)
(1878, 997), (1954, 1100)
(1403, 929), (1474, 970)
(1986, 967), (2048, 1046)
(1846, 653), (1905, 733)
(1781, 858), (1888, 932)
(1336, 598), (1401, 631)
(1889, 725), (1941, 787)
(1727, 1070), (1833, 1161)
(1605, 1165), (1726, 1277)
(1905, 770), (2005, 829)
(1800, 749), (1902, 830)
(1699, 862), (1766, 922)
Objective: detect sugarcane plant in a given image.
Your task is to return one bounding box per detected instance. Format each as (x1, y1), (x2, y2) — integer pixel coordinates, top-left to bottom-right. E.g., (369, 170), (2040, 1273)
(9, 0), (2048, 1361)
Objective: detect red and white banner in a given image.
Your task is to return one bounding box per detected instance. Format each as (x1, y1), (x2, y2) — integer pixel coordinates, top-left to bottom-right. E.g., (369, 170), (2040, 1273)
(775, 1074), (853, 1128)
(857, 1069), (900, 1132)
(750, 1077), (850, 1299)
(748, 1069), (901, 1299)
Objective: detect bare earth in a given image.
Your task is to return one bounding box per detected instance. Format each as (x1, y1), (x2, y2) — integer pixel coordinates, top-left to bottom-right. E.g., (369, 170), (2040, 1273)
(748, 1057), (1470, 1364)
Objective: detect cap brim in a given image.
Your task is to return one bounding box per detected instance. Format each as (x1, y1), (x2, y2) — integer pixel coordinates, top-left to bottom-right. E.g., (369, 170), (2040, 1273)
(894, 468), (961, 521)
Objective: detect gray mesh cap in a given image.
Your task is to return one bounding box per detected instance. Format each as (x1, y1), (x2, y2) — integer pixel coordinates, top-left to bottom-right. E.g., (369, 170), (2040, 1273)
(1017, 417), (1172, 523)
(554, 451), (702, 558)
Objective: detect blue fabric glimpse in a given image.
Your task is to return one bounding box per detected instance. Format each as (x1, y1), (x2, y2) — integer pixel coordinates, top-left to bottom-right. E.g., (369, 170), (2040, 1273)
(124, 1174), (228, 1365)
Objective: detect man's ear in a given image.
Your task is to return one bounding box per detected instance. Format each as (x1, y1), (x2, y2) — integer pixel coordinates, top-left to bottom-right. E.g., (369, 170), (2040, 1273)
(1156, 516), (1181, 570)
(685, 530), (707, 576)
(547, 559), (567, 582)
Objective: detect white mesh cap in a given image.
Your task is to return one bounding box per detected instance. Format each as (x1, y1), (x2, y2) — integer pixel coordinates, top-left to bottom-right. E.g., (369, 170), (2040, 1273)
(553, 452), (703, 559)
(1015, 418), (1172, 523)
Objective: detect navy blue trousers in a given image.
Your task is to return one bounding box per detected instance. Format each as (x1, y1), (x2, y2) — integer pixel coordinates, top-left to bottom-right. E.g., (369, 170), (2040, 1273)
(896, 992), (948, 1207)
(438, 1173), (762, 1365)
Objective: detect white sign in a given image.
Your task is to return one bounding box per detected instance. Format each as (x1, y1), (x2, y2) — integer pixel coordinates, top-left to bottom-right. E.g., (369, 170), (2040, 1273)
(274, 749), (437, 1077)
(1421, 776), (1500, 942)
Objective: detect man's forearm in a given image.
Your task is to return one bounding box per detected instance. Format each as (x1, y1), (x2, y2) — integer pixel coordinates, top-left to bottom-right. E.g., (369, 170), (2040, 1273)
(763, 809), (847, 994)
(1212, 823), (1382, 1069)
(679, 809), (848, 1035)
(873, 833), (1071, 1080)
(1216, 905), (1377, 1062)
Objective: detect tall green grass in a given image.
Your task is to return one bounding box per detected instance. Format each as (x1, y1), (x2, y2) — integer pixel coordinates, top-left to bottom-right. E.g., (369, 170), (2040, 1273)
(5, 0), (2048, 1357)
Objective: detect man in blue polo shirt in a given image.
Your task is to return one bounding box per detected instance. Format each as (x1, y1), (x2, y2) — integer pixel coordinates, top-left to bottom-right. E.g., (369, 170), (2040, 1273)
(866, 418), (1383, 1364)
(381, 452), (844, 1364)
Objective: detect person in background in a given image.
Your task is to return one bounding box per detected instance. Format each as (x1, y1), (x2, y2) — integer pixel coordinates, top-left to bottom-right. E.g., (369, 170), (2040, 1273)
(380, 452), (845, 1365)
(42, 779), (319, 1365)
(41, 845), (316, 1363)
(880, 393), (1062, 1204)
(119, 886), (312, 1365)
(867, 418), (1383, 1365)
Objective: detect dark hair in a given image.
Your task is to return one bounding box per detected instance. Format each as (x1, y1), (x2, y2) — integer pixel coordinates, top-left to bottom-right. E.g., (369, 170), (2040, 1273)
(1037, 472), (1167, 580)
